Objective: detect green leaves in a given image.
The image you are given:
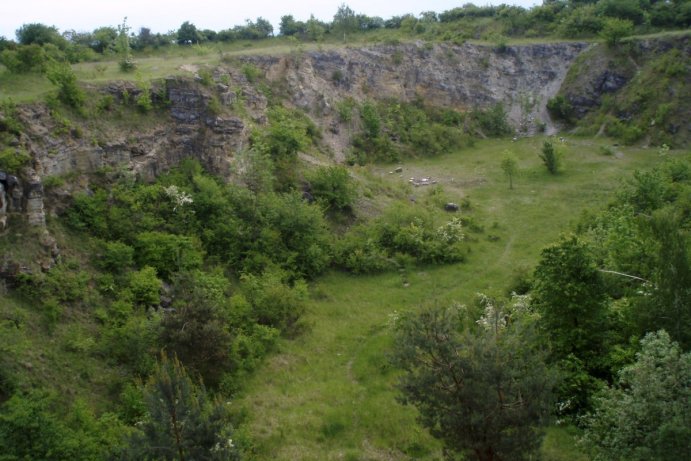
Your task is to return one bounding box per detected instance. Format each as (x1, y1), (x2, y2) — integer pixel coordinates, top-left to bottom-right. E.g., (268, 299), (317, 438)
(539, 141), (561, 175)
(533, 236), (610, 413)
(582, 331), (691, 461)
(500, 150), (518, 189)
(392, 303), (555, 461)
(123, 355), (240, 461)
(308, 165), (357, 211)
(0, 391), (127, 460)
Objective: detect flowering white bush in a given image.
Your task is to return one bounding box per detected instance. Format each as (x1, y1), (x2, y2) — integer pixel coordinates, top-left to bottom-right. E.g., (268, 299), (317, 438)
(476, 292), (536, 332)
(436, 217), (465, 244)
(164, 185), (193, 211)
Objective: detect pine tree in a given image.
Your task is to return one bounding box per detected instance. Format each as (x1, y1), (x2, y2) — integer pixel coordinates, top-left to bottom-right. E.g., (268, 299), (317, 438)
(392, 302), (554, 461)
(122, 355), (240, 461)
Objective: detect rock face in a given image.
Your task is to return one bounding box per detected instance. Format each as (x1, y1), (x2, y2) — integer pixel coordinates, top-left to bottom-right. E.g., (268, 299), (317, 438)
(0, 171), (22, 230)
(0, 41), (596, 226)
(562, 36), (691, 121)
(245, 41), (589, 135)
(5, 72), (260, 226)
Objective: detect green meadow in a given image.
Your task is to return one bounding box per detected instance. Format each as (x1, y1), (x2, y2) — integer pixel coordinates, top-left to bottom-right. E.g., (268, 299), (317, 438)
(235, 137), (681, 460)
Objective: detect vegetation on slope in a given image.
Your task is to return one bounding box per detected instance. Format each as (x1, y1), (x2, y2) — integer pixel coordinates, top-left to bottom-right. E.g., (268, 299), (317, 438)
(235, 138), (691, 460)
(552, 36), (691, 147)
(0, 2), (689, 460)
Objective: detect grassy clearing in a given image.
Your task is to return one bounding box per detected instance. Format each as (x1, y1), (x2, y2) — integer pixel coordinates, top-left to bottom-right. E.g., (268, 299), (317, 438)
(0, 71), (53, 103)
(236, 136), (683, 460)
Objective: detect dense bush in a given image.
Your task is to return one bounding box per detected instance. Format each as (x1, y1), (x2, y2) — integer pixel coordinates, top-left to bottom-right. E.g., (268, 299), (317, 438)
(133, 231), (204, 279)
(96, 240), (135, 274)
(539, 141), (561, 174)
(0, 147), (30, 173)
(546, 95), (573, 123)
(0, 44), (49, 73)
(126, 268), (160, 306)
(0, 391), (127, 460)
(335, 206), (466, 273)
(347, 100), (470, 163)
(46, 62), (85, 109)
(241, 269), (308, 332)
(471, 103), (512, 137)
(307, 165), (357, 211)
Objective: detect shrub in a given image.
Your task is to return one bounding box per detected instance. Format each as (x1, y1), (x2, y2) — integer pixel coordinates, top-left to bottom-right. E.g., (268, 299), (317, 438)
(599, 18), (634, 47)
(197, 67), (213, 86)
(0, 390), (125, 461)
(46, 63), (85, 109)
(99, 313), (159, 374)
(135, 89), (153, 113)
(116, 18), (136, 72)
(128, 266), (161, 307)
(133, 231), (204, 279)
(546, 95), (573, 122)
(539, 141), (560, 174)
(336, 98), (356, 122)
(335, 229), (393, 274)
(229, 323), (279, 379)
(0, 147), (30, 173)
(97, 240), (135, 274)
(471, 103), (512, 137)
(66, 190), (109, 236)
(500, 151), (518, 189)
(258, 107), (310, 159)
(334, 208), (466, 273)
(558, 5), (603, 37)
(241, 63), (262, 83)
(0, 44), (48, 73)
(253, 192), (332, 278)
(331, 69), (344, 83)
(42, 264), (90, 304)
(308, 165), (357, 211)
(241, 269), (308, 332)
(361, 102), (381, 139)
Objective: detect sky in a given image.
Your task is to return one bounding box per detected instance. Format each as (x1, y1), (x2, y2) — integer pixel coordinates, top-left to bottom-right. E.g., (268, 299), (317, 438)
(0, 0), (541, 39)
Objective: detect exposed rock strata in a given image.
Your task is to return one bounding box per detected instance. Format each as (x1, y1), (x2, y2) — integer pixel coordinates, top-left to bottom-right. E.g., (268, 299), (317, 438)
(3, 41), (594, 227)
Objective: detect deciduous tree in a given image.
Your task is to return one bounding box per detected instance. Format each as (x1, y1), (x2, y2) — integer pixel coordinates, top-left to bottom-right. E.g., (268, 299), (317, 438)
(500, 150), (518, 189)
(582, 331), (691, 461)
(532, 235), (610, 412)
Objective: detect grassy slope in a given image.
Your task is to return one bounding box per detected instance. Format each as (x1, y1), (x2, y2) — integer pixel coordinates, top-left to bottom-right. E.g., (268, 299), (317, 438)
(0, 220), (124, 409)
(0, 30), (594, 104)
(236, 137), (685, 461)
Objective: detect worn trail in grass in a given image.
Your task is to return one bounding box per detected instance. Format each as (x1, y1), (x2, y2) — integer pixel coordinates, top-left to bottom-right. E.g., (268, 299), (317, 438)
(236, 137), (675, 460)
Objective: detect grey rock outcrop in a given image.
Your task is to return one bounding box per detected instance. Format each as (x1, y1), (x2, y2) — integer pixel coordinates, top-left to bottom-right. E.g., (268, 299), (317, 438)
(0, 41), (600, 226)
(244, 41), (589, 136)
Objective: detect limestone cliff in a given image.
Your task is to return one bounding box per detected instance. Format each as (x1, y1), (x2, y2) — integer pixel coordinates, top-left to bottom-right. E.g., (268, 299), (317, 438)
(0, 40), (594, 229)
(10, 38), (680, 231)
(246, 41), (588, 135)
